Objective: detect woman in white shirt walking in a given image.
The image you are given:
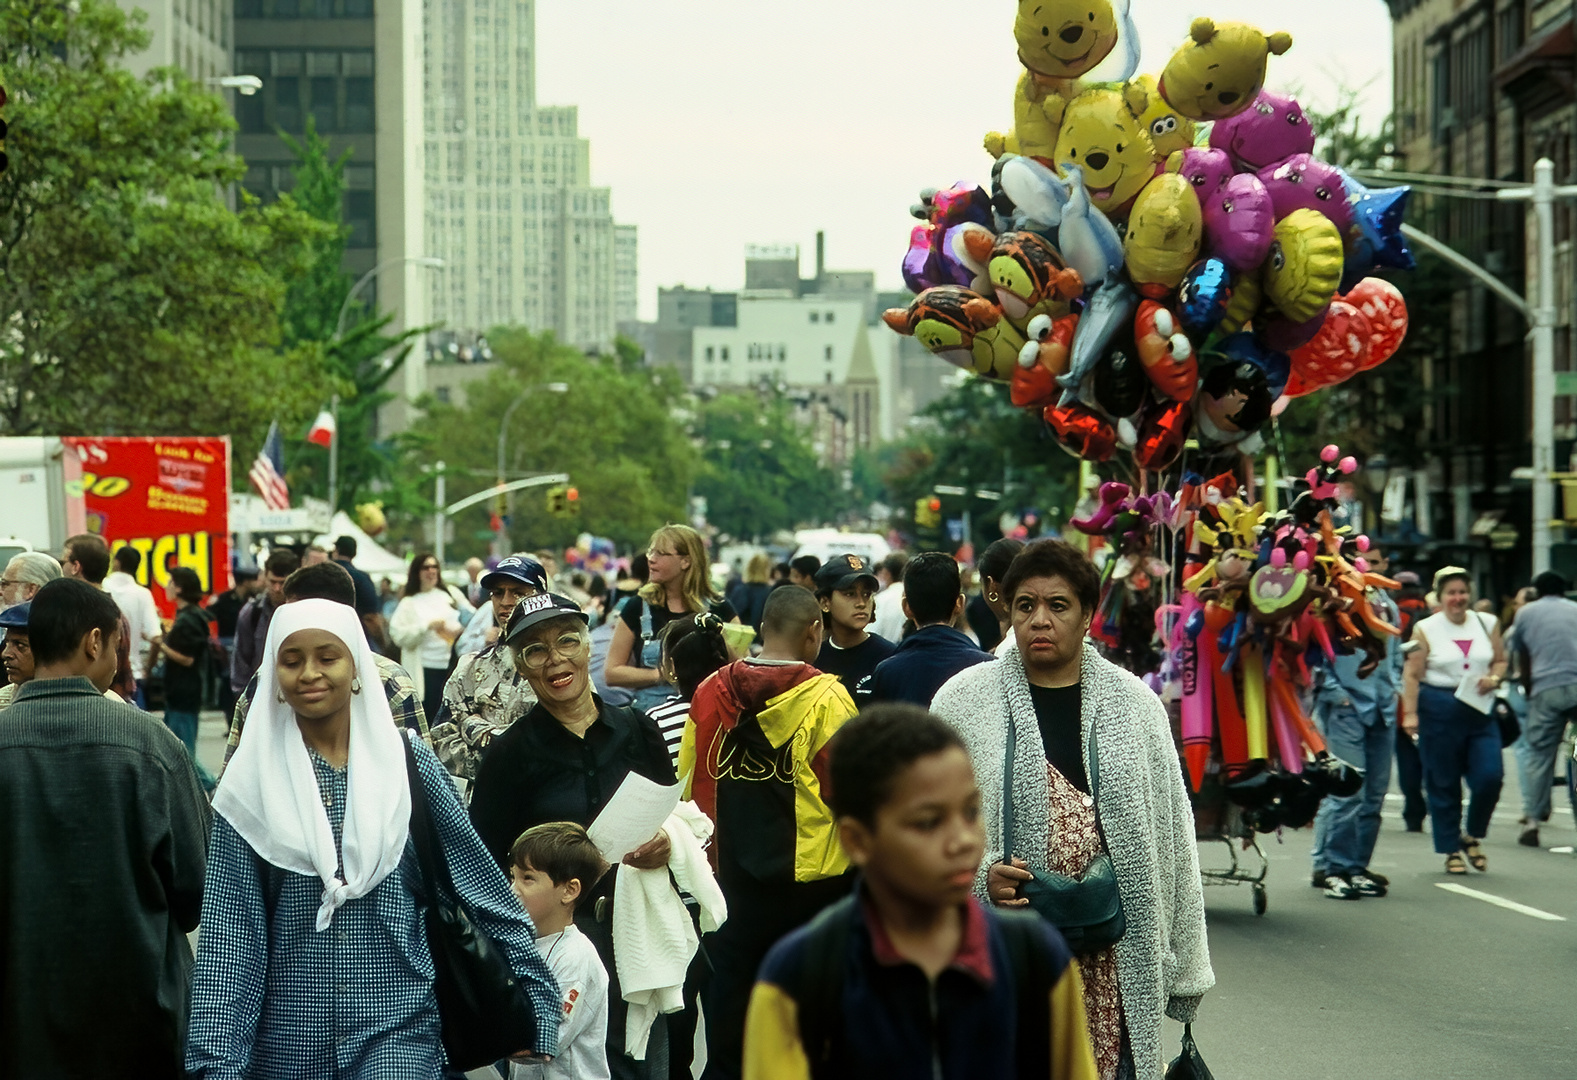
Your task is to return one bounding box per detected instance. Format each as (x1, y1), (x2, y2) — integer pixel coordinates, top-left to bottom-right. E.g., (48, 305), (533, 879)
(1400, 567), (1509, 875)
(390, 553), (473, 721)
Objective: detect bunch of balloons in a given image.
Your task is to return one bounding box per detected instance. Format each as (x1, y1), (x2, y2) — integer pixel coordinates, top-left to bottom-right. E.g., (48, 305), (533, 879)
(883, 3), (1415, 471)
(1071, 481), (1173, 675)
(1160, 446), (1399, 829)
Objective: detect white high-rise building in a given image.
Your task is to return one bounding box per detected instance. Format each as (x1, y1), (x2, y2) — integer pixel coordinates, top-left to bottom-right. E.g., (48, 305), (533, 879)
(422, 0), (632, 352)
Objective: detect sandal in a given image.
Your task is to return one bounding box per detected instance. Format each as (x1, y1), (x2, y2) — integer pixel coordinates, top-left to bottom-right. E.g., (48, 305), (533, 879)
(1445, 852), (1468, 875)
(1461, 837), (1487, 872)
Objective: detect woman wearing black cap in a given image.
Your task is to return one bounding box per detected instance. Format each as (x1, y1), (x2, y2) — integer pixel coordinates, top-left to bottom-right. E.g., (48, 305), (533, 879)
(470, 593), (678, 1078)
(429, 553), (548, 795)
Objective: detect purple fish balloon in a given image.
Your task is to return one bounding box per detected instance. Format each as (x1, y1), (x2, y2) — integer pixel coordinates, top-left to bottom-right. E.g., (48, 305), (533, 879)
(1209, 91), (1315, 172)
(1258, 154), (1354, 237)
(1167, 147), (1234, 200)
(1201, 172), (1276, 272)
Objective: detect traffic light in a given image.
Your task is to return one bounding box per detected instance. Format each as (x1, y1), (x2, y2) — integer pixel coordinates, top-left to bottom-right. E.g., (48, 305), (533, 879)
(564, 486), (580, 516)
(545, 485), (567, 516)
(914, 495), (942, 530)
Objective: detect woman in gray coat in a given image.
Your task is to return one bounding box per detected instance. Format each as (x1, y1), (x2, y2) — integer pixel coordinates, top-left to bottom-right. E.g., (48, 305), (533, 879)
(932, 539), (1212, 1080)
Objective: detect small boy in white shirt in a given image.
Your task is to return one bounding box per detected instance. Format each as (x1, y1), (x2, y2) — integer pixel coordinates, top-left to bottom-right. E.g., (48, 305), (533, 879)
(509, 822), (611, 1080)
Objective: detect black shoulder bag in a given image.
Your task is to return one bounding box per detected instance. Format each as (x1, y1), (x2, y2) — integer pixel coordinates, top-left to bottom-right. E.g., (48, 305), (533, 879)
(1001, 709), (1127, 957)
(402, 736), (542, 1070)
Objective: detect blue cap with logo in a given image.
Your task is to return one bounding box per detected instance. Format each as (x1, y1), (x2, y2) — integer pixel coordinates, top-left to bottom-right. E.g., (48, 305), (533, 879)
(0, 601), (30, 630)
(481, 553), (549, 593)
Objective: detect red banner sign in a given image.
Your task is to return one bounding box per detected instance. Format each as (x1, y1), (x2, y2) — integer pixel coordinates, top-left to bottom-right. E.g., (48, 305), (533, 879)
(63, 436), (232, 617)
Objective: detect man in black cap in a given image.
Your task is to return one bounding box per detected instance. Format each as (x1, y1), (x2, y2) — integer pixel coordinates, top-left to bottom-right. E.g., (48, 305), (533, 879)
(429, 553), (550, 796)
(0, 600), (33, 710)
(812, 554), (896, 696)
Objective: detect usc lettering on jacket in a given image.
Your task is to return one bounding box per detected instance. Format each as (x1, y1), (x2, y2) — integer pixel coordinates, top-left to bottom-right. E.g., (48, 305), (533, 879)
(680, 660), (856, 886)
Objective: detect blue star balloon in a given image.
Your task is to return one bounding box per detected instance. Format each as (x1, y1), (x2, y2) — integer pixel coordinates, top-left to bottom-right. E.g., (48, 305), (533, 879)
(1339, 175), (1413, 292)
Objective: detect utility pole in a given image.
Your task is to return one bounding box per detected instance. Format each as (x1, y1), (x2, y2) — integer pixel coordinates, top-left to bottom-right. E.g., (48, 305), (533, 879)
(434, 460), (446, 566)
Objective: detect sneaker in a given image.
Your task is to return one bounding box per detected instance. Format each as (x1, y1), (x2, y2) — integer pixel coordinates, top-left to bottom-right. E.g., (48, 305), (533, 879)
(1362, 869), (1390, 888)
(1518, 818), (1540, 847)
(1323, 874), (1361, 900)
(1348, 872), (1388, 897)
(1311, 868), (1327, 888)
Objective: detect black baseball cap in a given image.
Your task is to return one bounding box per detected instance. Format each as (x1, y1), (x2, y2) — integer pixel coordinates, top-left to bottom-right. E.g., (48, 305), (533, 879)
(0, 601), (29, 630)
(503, 592), (589, 645)
(482, 553), (549, 593)
(814, 554), (881, 593)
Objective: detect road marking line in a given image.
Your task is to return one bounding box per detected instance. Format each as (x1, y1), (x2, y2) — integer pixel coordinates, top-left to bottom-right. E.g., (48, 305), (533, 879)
(1551, 845), (1575, 854)
(1435, 883), (1567, 921)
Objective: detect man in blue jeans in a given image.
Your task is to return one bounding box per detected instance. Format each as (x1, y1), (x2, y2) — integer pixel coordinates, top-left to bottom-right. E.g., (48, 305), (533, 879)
(1509, 571), (1577, 847)
(1311, 585), (1399, 900)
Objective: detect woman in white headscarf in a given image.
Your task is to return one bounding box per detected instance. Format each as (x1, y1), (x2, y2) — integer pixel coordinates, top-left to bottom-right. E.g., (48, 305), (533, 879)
(185, 599), (561, 1078)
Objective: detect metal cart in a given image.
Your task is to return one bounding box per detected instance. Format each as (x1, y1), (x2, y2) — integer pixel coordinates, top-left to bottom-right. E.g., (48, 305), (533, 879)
(1189, 773), (1269, 915)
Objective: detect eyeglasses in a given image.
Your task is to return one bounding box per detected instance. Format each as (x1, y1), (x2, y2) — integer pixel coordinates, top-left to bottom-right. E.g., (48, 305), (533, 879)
(0, 579), (22, 588)
(421, 563), (440, 571)
(516, 631), (590, 670)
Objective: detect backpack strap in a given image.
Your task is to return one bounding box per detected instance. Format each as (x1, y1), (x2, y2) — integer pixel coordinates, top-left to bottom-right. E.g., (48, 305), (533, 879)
(993, 909), (1056, 1073)
(786, 893), (856, 1078)
(635, 598), (654, 669)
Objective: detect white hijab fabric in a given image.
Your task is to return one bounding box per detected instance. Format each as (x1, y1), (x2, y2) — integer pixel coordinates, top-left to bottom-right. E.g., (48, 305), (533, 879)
(214, 599), (412, 930)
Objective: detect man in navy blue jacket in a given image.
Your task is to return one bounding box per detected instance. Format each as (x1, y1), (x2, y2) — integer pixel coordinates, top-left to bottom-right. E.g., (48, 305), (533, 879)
(857, 552), (994, 707)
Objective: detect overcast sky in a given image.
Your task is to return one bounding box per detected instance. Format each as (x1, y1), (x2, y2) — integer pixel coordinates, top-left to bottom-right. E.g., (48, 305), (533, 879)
(535, 1), (1395, 320)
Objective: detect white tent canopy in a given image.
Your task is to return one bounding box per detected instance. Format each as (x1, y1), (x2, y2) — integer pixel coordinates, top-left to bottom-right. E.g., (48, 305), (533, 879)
(314, 511), (407, 576)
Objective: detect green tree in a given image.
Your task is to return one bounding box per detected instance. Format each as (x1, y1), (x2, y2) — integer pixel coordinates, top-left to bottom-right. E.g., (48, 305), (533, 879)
(690, 389), (837, 540)
(0, 0), (333, 440)
(411, 329), (698, 555)
(880, 377), (1079, 546)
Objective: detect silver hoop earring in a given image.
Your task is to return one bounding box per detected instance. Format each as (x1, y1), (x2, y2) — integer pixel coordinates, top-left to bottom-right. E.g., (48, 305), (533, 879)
(276, 691), (286, 704)
(351, 678), (362, 694)
(986, 592), (999, 603)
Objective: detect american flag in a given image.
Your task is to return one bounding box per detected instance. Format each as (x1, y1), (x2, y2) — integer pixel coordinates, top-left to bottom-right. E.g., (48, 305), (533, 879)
(248, 420), (290, 510)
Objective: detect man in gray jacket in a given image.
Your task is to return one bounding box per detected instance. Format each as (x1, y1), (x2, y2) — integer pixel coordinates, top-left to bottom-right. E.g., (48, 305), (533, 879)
(0, 578), (210, 1077)
(1510, 571), (1577, 847)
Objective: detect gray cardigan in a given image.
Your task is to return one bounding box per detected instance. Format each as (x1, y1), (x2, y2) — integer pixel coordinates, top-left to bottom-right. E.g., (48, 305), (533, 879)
(932, 642), (1214, 1080)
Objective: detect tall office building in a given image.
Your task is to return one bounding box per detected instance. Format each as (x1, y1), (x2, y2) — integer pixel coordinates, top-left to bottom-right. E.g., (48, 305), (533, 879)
(231, 0), (429, 427)
(423, 0), (633, 352)
(112, 0), (231, 82)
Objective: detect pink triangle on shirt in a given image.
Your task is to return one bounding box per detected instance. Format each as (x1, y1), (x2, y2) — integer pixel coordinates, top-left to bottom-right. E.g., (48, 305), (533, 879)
(1454, 640), (1473, 658)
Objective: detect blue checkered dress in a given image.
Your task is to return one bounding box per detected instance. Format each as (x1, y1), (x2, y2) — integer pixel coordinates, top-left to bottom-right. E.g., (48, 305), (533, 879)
(186, 738), (560, 1078)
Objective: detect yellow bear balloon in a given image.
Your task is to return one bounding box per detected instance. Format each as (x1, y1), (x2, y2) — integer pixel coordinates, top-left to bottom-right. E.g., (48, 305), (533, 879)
(1158, 17), (1293, 122)
(986, 0), (1127, 161)
(1262, 209), (1343, 323)
(1053, 84), (1156, 217)
(1123, 174), (1203, 292)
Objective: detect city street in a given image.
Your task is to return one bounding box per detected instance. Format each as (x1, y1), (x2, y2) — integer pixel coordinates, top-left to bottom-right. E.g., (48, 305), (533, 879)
(192, 713), (1576, 1077)
(1166, 759), (1576, 1079)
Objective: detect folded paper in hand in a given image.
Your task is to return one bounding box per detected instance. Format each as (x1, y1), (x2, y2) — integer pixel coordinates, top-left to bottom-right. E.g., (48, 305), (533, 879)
(589, 773), (683, 863)
(1454, 673), (1495, 716)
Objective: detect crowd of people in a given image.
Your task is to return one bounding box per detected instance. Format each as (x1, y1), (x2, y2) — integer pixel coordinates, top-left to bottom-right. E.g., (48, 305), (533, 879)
(2, 519), (1574, 1079)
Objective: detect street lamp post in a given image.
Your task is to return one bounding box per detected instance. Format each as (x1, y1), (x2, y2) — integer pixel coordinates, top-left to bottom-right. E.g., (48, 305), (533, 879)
(206, 75), (263, 95)
(334, 256), (445, 341)
(495, 382), (569, 555)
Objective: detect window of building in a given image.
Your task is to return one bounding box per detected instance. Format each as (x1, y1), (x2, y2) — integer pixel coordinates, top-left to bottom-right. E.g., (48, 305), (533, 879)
(273, 0), (299, 16)
(705, 346), (714, 360)
(346, 189), (375, 248)
(236, 0), (263, 17)
(343, 0), (372, 15)
(310, 76), (336, 131)
(721, 347), (730, 361)
(435, 387), (451, 404)
(778, 345), (786, 360)
(310, 0), (333, 16)
(345, 75), (373, 132)
(810, 311), (819, 323)
(272, 75), (301, 132)
(825, 371), (833, 384)
(824, 345), (833, 360)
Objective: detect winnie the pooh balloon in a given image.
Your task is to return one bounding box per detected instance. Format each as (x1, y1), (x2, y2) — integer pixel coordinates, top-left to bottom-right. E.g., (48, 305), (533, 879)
(1262, 209), (1344, 323)
(1053, 84), (1157, 217)
(1158, 17), (1292, 122)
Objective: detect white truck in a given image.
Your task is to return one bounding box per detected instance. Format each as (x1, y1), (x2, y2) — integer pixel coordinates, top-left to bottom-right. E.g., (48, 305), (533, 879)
(0, 437), (86, 559)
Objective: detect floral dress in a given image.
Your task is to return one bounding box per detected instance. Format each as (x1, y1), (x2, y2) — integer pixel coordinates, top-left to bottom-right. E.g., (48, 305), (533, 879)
(1045, 761), (1126, 1080)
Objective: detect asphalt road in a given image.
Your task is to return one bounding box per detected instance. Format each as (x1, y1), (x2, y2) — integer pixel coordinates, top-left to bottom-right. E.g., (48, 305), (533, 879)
(1166, 750), (1577, 1080)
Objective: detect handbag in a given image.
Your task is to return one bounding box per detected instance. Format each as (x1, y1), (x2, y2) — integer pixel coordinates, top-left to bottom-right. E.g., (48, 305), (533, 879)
(1164, 1023), (1216, 1080)
(1002, 708), (1126, 956)
(1490, 694), (1521, 748)
(401, 736), (543, 1070)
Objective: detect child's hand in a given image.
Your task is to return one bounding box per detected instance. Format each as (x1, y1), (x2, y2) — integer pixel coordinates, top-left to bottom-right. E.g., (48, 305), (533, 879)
(624, 830), (672, 870)
(988, 858), (1033, 907)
